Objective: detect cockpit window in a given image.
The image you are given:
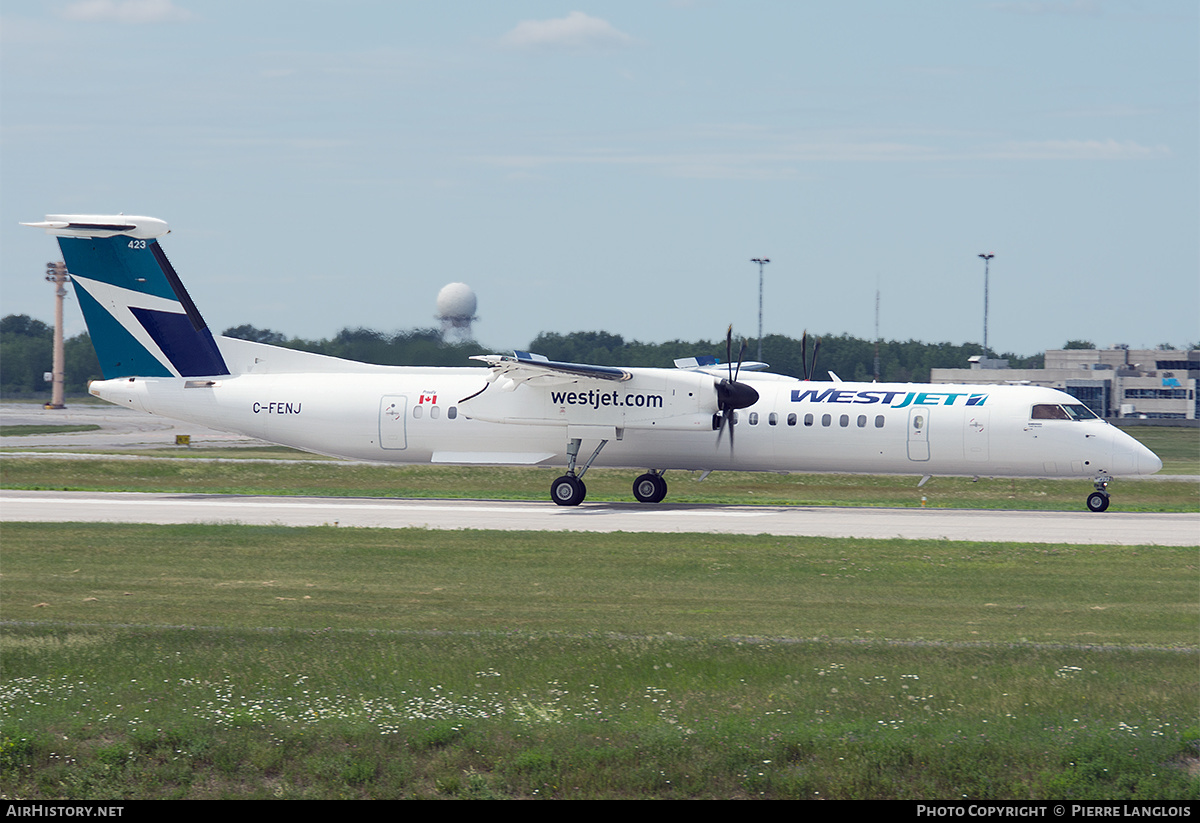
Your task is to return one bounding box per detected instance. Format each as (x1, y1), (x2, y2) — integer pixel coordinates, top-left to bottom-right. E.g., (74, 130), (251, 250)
(1031, 404), (1070, 420)
(1032, 403), (1099, 421)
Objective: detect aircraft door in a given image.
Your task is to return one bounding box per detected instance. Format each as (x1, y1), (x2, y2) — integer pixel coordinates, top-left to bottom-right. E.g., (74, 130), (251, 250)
(379, 395), (408, 450)
(907, 408), (930, 461)
(964, 409), (989, 463)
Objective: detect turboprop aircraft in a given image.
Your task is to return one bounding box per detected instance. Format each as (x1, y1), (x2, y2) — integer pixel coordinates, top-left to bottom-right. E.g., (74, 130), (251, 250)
(23, 214), (1162, 511)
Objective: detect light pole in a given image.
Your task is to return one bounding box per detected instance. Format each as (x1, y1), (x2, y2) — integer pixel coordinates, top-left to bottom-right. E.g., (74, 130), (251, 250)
(750, 258), (770, 361)
(44, 261), (70, 409)
(977, 253), (994, 358)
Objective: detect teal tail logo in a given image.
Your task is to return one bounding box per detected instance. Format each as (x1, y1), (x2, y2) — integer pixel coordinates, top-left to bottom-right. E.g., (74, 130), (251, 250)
(23, 215), (230, 380)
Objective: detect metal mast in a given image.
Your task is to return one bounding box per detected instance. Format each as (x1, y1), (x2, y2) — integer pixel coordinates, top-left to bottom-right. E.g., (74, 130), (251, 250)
(978, 253), (994, 357)
(750, 258), (770, 361)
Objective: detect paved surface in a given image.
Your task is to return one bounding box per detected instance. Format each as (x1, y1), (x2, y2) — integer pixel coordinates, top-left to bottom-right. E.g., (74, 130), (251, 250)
(1, 402), (265, 449)
(2, 489), (1196, 545)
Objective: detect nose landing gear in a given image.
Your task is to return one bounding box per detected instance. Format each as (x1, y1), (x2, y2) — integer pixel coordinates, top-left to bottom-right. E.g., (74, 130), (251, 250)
(1086, 475), (1111, 512)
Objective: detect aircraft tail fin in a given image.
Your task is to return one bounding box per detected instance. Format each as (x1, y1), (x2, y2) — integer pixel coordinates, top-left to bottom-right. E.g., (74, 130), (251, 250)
(23, 215), (231, 379)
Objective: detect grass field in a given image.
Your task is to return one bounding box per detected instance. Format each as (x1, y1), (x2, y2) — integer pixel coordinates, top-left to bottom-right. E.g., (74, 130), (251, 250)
(1, 423), (1196, 798)
(1, 522), (1197, 800)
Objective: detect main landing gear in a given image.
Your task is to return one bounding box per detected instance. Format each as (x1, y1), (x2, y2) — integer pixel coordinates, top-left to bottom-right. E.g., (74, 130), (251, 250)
(551, 437), (606, 507)
(1086, 474), (1112, 512)
(551, 474), (587, 507)
(633, 471), (668, 503)
(550, 437), (671, 507)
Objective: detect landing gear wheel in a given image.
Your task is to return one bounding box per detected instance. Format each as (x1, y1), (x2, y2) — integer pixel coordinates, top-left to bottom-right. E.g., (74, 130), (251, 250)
(1086, 491), (1110, 513)
(633, 472), (668, 504)
(551, 475), (586, 507)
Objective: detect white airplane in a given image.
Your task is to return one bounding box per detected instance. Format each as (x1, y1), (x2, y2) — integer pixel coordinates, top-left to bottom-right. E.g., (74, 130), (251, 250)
(23, 214), (1162, 512)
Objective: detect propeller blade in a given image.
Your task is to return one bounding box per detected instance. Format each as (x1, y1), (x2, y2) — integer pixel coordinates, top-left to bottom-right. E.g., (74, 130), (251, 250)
(725, 325), (734, 383)
(801, 330), (809, 380)
(715, 325), (759, 453)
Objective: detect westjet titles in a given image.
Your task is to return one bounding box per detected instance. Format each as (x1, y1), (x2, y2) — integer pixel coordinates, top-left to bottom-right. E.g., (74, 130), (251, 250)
(791, 388), (988, 408)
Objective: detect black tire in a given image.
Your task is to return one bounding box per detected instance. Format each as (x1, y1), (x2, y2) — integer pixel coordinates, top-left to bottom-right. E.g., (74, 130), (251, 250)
(632, 473), (667, 504)
(551, 475), (586, 506)
(1086, 491), (1110, 512)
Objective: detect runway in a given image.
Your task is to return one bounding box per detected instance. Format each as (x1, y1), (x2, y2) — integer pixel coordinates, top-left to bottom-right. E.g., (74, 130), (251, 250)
(2, 489), (1196, 545)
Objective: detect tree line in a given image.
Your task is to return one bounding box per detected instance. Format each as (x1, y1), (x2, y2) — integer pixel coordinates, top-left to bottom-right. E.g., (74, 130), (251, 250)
(2, 313), (1057, 399)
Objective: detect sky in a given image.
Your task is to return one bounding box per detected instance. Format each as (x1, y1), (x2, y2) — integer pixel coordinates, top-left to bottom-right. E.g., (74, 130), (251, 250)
(2, 0), (1197, 358)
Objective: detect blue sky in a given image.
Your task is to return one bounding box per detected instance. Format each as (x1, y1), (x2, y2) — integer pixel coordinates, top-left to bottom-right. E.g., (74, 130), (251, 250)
(2, 1), (1196, 358)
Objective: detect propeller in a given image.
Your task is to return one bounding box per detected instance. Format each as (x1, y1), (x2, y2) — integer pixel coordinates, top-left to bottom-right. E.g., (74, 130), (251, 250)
(800, 329), (822, 381)
(715, 325), (760, 450)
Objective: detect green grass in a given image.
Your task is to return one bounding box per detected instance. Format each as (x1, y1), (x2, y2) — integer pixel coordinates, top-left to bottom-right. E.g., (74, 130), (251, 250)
(1, 523), (1197, 799)
(3, 524), (1197, 645)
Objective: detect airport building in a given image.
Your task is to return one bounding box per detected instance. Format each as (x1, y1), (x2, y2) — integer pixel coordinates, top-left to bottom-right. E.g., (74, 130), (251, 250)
(931, 348), (1200, 421)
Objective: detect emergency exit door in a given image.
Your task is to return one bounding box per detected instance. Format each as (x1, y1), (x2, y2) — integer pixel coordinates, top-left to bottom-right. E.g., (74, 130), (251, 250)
(379, 395), (408, 450)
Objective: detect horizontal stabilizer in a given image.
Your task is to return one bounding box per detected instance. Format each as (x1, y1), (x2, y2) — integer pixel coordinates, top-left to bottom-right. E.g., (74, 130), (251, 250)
(21, 214), (170, 240)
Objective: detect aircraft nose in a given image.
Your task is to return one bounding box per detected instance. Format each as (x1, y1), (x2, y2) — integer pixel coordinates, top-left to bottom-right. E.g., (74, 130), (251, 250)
(1105, 427), (1162, 476)
(1139, 444), (1163, 475)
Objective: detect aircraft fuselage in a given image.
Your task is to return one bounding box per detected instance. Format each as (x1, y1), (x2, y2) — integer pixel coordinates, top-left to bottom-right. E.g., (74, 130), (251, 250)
(89, 366), (1158, 480)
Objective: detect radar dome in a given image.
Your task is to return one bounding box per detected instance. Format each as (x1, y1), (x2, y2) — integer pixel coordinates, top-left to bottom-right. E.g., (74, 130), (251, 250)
(436, 282), (478, 343)
(436, 282), (477, 320)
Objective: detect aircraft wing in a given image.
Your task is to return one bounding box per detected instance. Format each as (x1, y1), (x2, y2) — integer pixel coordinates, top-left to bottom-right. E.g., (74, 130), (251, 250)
(470, 351), (631, 384)
(673, 356), (770, 375)
(462, 351), (631, 402)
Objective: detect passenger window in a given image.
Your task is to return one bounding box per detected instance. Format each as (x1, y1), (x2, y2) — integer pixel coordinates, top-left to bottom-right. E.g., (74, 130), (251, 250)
(787, 413), (797, 426)
(804, 413), (814, 427)
(413, 406), (423, 419)
(875, 415), (885, 428)
(768, 412), (778, 426)
(430, 405), (441, 419)
(857, 415), (867, 428)
(448, 406), (458, 420)
(749, 412), (759, 425)
(821, 414), (832, 427)
(839, 414), (849, 427)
